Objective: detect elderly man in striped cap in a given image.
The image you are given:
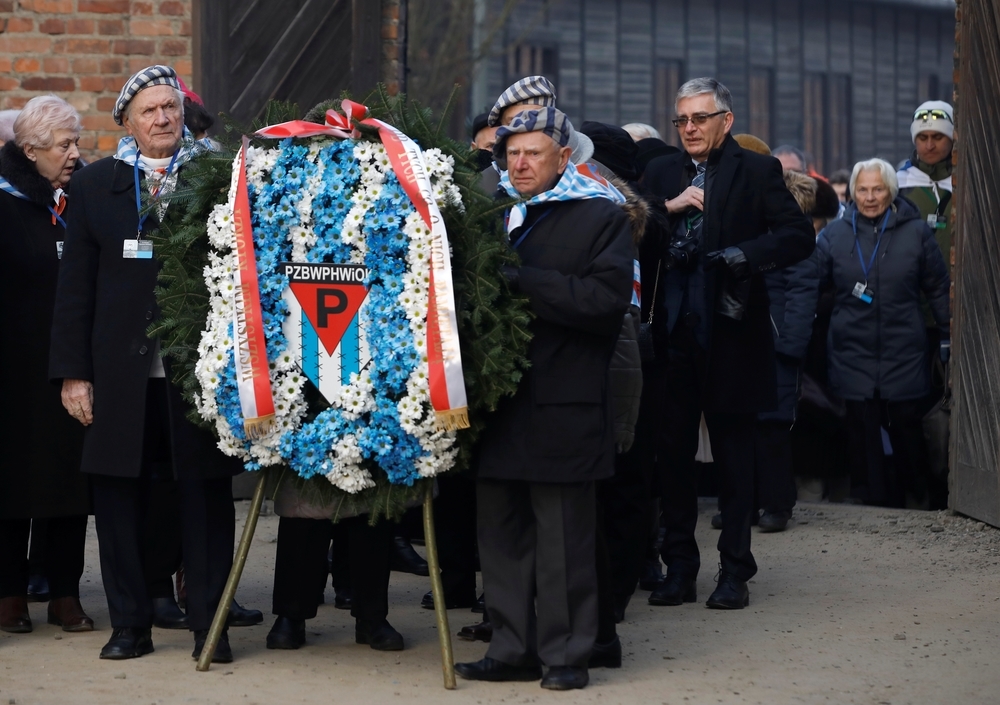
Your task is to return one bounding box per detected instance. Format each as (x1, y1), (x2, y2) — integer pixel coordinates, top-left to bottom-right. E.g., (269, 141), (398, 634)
(454, 108), (633, 690)
(50, 65), (243, 663)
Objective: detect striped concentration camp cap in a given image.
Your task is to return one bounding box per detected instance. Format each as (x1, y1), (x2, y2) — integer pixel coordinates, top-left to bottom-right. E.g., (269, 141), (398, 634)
(113, 65), (180, 125)
(488, 76), (557, 127)
(493, 107), (574, 170)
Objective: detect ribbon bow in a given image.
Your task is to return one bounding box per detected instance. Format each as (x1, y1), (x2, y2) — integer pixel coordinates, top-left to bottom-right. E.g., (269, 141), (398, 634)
(255, 100), (369, 140)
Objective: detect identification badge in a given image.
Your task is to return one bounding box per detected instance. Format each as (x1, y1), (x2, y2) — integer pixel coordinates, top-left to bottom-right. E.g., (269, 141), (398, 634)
(852, 281), (874, 305)
(123, 239), (153, 259)
(56, 241), (63, 259)
(926, 214), (937, 228)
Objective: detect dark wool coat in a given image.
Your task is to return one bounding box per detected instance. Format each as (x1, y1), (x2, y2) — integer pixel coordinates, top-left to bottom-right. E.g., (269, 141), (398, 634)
(49, 155), (240, 480)
(643, 134), (816, 414)
(0, 143), (89, 519)
(814, 197), (950, 402)
(477, 197), (634, 483)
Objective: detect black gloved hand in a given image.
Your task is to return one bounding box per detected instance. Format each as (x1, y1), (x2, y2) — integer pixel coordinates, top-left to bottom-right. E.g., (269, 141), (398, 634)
(704, 246), (750, 280)
(501, 265), (520, 292)
(940, 338), (951, 365)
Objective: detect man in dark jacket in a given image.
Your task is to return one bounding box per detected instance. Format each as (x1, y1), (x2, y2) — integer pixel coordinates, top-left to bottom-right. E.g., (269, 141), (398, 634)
(454, 108), (632, 690)
(642, 78), (815, 609)
(49, 65), (239, 662)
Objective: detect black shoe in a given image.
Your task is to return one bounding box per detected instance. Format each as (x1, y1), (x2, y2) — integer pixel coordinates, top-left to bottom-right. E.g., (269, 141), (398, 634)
(758, 510), (791, 532)
(456, 620), (493, 643)
(227, 600), (263, 627)
(152, 596), (189, 630)
(706, 573), (749, 610)
(472, 593), (486, 614)
(333, 589), (352, 610)
(540, 666), (589, 690)
(638, 559), (664, 591)
(589, 635), (622, 669)
(99, 627), (154, 660)
(711, 513), (723, 530)
(454, 657), (542, 682)
(26, 574), (50, 603)
(266, 616), (306, 650)
(648, 573), (697, 606)
(355, 619), (404, 651)
(389, 536), (429, 576)
(421, 589), (476, 610)
(193, 629), (233, 663)
(612, 594), (630, 623)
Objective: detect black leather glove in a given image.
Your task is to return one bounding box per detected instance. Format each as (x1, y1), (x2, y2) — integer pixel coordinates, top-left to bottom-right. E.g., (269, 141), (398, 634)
(501, 265), (520, 292)
(704, 246), (750, 280)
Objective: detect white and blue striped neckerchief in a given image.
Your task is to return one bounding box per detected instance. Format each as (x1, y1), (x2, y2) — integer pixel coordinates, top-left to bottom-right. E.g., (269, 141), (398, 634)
(0, 175), (29, 200)
(114, 126), (214, 174)
(500, 160), (626, 233)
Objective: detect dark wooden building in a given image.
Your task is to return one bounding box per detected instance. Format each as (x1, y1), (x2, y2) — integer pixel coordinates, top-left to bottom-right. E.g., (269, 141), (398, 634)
(472, 0), (956, 174)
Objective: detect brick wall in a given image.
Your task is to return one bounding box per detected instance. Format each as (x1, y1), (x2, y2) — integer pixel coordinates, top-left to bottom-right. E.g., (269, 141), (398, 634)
(0, 0), (193, 162)
(381, 0), (405, 95)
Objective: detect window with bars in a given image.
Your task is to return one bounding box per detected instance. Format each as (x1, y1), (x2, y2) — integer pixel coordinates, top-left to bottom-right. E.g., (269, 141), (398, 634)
(654, 60), (685, 148)
(803, 73), (852, 175)
(506, 44), (559, 85)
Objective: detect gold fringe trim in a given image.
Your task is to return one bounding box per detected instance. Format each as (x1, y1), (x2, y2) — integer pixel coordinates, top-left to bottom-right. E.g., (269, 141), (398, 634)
(434, 407), (470, 432)
(244, 414), (276, 440)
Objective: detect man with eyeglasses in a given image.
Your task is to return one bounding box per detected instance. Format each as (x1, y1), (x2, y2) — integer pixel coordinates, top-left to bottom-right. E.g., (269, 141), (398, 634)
(641, 78), (814, 610)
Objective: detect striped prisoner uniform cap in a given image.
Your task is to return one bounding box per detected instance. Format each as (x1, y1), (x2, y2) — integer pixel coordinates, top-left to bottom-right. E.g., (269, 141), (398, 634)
(113, 65), (180, 125)
(488, 75), (558, 127)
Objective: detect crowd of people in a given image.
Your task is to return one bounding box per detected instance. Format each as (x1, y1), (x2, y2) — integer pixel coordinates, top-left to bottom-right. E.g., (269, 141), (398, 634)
(0, 65), (952, 691)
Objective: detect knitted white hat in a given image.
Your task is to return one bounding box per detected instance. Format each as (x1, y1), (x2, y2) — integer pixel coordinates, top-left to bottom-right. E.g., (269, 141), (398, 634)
(910, 101), (954, 143)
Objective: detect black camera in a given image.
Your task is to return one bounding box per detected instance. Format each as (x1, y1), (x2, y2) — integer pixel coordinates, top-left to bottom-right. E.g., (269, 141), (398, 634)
(665, 236), (699, 272)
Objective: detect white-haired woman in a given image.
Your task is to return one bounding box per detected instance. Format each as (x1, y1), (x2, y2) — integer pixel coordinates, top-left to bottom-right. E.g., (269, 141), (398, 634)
(0, 95), (92, 633)
(813, 158), (950, 508)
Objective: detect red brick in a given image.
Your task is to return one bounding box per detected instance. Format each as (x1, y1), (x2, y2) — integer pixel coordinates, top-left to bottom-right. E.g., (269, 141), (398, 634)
(112, 38), (155, 54)
(179, 19), (191, 36)
(79, 75), (106, 91)
(66, 19), (95, 34)
(97, 134), (118, 151)
(0, 58), (12, 73)
(56, 38), (109, 53)
(105, 76), (127, 91)
(131, 1), (153, 14)
(21, 0), (73, 11)
(99, 57), (123, 73)
(160, 38), (187, 56)
(21, 76), (76, 92)
(0, 77), (19, 91)
(79, 0), (130, 11)
(173, 59), (192, 77)
(82, 114), (119, 131)
(98, 19), (125, 34)
(381, 25), (398, 40)
(13, 57), (41, 72)
(159, 0), (185, 15)
(3, 36), (52, 53)
(97, 96), (117, 111)
(4, 95), (30, 109)
(130, 18), (174, 35)
(72, 57), (100, 73)
(78, 133), (98, 150)
(7, 17), (35, 32)
(43, 57), (70, 72)
(0, 0), (13, 11)
(40, 18), (67, 34)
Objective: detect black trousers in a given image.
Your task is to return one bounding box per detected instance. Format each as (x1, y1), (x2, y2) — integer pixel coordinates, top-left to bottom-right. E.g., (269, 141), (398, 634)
(845, 396), (928, 508)
(0, 516), (88, 599)
(754, 420), (797, 515)
(271, 516), (392, 623)
(653, 327), (758, 582)
(477, 479), (597, 668)
(432, 471), (478, 602)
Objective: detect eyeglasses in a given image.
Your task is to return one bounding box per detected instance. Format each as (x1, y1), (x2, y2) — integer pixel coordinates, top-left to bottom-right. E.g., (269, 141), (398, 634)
(672, 111), (728, 128)
(913, 109), (952, 124)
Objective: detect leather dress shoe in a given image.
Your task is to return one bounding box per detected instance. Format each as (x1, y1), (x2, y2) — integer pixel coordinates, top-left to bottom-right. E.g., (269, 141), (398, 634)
(0, 596), (32, 633)
(638, 559), (664, 591)
(456, 619), (493, 643)
(266, 616), (306, 650)
(472, 593), (486, 614)
(390, 536), (429, 576)
(540, 666), (589, 690)
(648, 573), (697, 606)
(333, 589), (352, 610)
(227, 600), (263, 627)
(758, 510), (792, 532)
(588, 635), (622, 668)
(613, 594), (630, 623)
(355, 619), (404, 651)
(421, 589), (476, 610)
(47, 596), (94, 632)
(454, 656), (542, 682)
(706, 573), (749, 609)
(193, 629), (233, 663)
(26, 575), (50, 603)
(100, 627), (154, 660)
(152, 596), (189, 629)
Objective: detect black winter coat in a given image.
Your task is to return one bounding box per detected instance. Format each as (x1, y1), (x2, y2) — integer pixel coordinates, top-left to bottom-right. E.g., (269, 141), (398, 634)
(814, 197), (950, 401)
(0, 143), (89, 519)
(477, 197), (634, 483)
(643, 135), (816, 414)
(49, 156), (240, 480)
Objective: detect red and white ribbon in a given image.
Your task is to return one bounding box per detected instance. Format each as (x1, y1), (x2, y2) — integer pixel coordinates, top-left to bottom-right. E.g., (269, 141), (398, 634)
(231, 136), (277, 439)
(254, 100), (369, 140)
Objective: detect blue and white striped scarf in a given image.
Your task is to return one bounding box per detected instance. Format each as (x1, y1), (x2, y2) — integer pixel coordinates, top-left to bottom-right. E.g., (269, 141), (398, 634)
(0, 176), (29, 200)
(114, 125), (214, 172)
(500, 160), (626, 233)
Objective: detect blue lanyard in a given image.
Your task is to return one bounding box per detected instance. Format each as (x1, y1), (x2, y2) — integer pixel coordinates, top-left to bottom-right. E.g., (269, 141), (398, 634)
(133, 149), (178, 235)
(851, 209), (891, 282)
(510, 207), (554, 249)
(47, 205), (67, 230)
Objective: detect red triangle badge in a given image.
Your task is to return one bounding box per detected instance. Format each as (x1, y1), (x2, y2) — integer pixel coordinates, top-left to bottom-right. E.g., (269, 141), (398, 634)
(281, 263), (369, 355)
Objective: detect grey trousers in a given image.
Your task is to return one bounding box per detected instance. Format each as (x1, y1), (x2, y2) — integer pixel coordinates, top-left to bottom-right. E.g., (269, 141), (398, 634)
(476, 479), (598, 668)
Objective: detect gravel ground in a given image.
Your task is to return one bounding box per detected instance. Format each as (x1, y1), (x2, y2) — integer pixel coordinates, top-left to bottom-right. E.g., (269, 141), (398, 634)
(1, 499), (998, 705)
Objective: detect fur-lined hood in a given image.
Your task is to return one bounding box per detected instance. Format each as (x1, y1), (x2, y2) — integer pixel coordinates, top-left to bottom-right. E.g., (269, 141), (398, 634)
(610, 175), (649, 246)
(0, 140), (59, 206)
(782, 169), (817, 216)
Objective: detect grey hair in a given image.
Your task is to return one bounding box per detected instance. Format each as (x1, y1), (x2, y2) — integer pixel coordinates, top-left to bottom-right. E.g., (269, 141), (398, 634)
(13, 96), (81, 149)
(675, 78), (733, 114)
(849, 158), (899, 201)
(0, 110), (20, 143)
(622, 122), (662, 141)
(123, 86), (185, 124)
(773, 145), (807, 171)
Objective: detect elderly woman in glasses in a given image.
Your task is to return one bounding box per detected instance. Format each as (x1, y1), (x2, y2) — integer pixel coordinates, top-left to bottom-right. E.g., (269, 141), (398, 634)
(0, 95), (92, 634)
(812, 158), (950, 508)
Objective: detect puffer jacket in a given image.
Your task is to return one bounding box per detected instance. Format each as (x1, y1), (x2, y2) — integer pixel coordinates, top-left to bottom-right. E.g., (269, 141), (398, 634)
(813, 196), (950, 401)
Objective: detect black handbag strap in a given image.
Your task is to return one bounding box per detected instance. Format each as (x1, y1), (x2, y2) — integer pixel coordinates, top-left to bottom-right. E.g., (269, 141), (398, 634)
(646, 261), (661, 325)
